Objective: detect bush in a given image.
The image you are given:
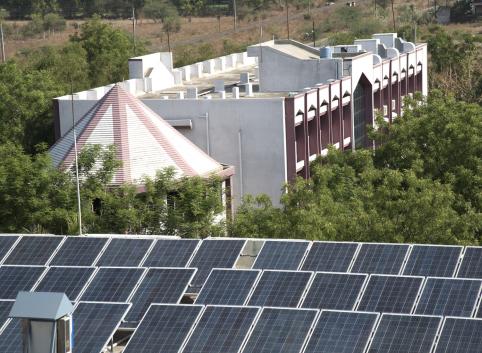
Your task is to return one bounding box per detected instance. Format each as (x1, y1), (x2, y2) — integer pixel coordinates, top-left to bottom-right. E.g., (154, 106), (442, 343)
(43, 13), (66, 32)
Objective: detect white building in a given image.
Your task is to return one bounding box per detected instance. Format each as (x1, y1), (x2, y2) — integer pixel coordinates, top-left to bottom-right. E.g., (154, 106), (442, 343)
(53, 33), (428, 209)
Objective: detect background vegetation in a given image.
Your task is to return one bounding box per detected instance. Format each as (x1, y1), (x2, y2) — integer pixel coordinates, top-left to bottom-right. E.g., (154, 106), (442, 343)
(0, 1), (480, 243)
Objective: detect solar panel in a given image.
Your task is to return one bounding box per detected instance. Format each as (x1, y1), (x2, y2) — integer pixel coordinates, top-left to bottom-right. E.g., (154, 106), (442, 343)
(367, 314), (442, 353)
(123, 268), (196, 327)
(0, 318), (22, 352)
(34, 266), (96, 302)
(123, 304), (204, 353)
(301, 242), (358, 272)
(457, 247), (482, 279)
(80, 267), (145, 302)
(3, 236), (63, 265)
(188, 239), (246, 292)
(0, 236), (18, 263)
(303, 310), (379, 353)
(478, 305), (482, 318)
(241, 308), (318, 353)
(196, 269), (260, 305)
(0, 300), (14, 332)
(73, 302), (130, 353)
(403, 245), (462, 277)
(182, 306), (260, 353)
(95, 238), (154, 267)
(434, 317), (482, 353)
(252, 241), (309, 270)
(49, 237), (108, 266)
(301, 272), (367, 310)
(351, 243), (409, 275)
(415, 278), (481, 317)
(247, 270), (312, 307)
(0, 266), (46, 299)
(357, 275), (424, 313)
(142, 239), (200, 267)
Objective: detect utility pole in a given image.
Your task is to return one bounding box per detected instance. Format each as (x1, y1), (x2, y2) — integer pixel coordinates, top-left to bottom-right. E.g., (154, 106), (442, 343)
(70, 80), (83, 236)
(390, 0), (396, 32)
(286, 0), (289, 39)
(233, 0), (237, 31)
(0, 22), (5, 63)
(312, 20), (315, 47)
(132, 6), (136, 55)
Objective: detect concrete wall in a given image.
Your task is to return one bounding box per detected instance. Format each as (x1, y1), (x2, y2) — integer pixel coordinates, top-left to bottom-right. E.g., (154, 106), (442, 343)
(248, 46), (343, 92)
(55, 97), (287, 209)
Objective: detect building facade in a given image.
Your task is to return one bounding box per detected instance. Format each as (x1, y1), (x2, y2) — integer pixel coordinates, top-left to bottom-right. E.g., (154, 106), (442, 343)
(53, 33), (427, 209)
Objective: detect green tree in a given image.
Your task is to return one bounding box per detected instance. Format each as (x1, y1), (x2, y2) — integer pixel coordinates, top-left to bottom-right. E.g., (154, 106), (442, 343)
(71, 16), (138, 86)
(178, 0), (204, 21)
(425, 27), (481, 104)
(0, 143), (76, 234)
(0, 61), (64, 152)
(372, 91), (482, 215)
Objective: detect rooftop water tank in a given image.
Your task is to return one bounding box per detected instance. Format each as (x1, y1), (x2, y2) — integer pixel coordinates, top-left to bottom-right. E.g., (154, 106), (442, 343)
(320, 46), (332, 59)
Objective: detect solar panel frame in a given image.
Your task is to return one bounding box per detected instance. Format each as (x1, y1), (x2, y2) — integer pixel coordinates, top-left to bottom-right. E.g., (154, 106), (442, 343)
(300, 272), (368, 310)
(303, 309), (379, 353)
(0, 265), (48, 299)
(366, 313), (443, 353)
(252, 240), (310, 270)
(301, 241), (360, 272)
(33, 266), (97, 302)
(80, 266), (146, 302)
(247, 269), (314, 308)
(402, 244), (463, 277)
(141, 238), (201, 268)
(2, 235), (65, 265)
(48, 236), (111, 266)
(0, 235), (20, 265)
(456, 246), (482, 279)
(180, 305), (262, 353)
(356, 274), (425, 314)
(195, 268), (262, 306)
(123, 267), (197, 327)
(72, 301), (131, 353)
(122, 304), (205, 353)
(432, 316), (482, 353)
(350, 243), (410, 275)
(186, 238), (247, 292)
(414, 277), (482, 317)
(239, 306), (319, 353)
(94, 237), (155, 267)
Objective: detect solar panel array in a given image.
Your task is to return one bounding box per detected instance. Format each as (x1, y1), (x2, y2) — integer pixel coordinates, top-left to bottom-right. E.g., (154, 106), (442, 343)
(1, 235), (482, 353)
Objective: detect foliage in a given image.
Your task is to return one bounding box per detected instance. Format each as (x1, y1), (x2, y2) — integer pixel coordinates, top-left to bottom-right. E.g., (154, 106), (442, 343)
(0, 143), (76, 234)
(372, 91), (482, 216)
(0, 142), (226, 236)
(0, 61), (64, 152)
(425, 27), (482, 104)
(71, 16), (141, 86)
(230, 92), (481, 244)
(143, 0), (178, 22)
(450, 0), (474, 23)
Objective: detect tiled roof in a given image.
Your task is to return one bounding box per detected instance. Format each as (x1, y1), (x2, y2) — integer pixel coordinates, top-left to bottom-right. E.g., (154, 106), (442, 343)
(50, 85), (223, 185)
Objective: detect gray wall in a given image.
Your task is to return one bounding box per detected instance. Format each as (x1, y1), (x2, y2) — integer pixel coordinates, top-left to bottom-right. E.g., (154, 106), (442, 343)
(248, 46), (343, 92)
(56, 97), (288, 209)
